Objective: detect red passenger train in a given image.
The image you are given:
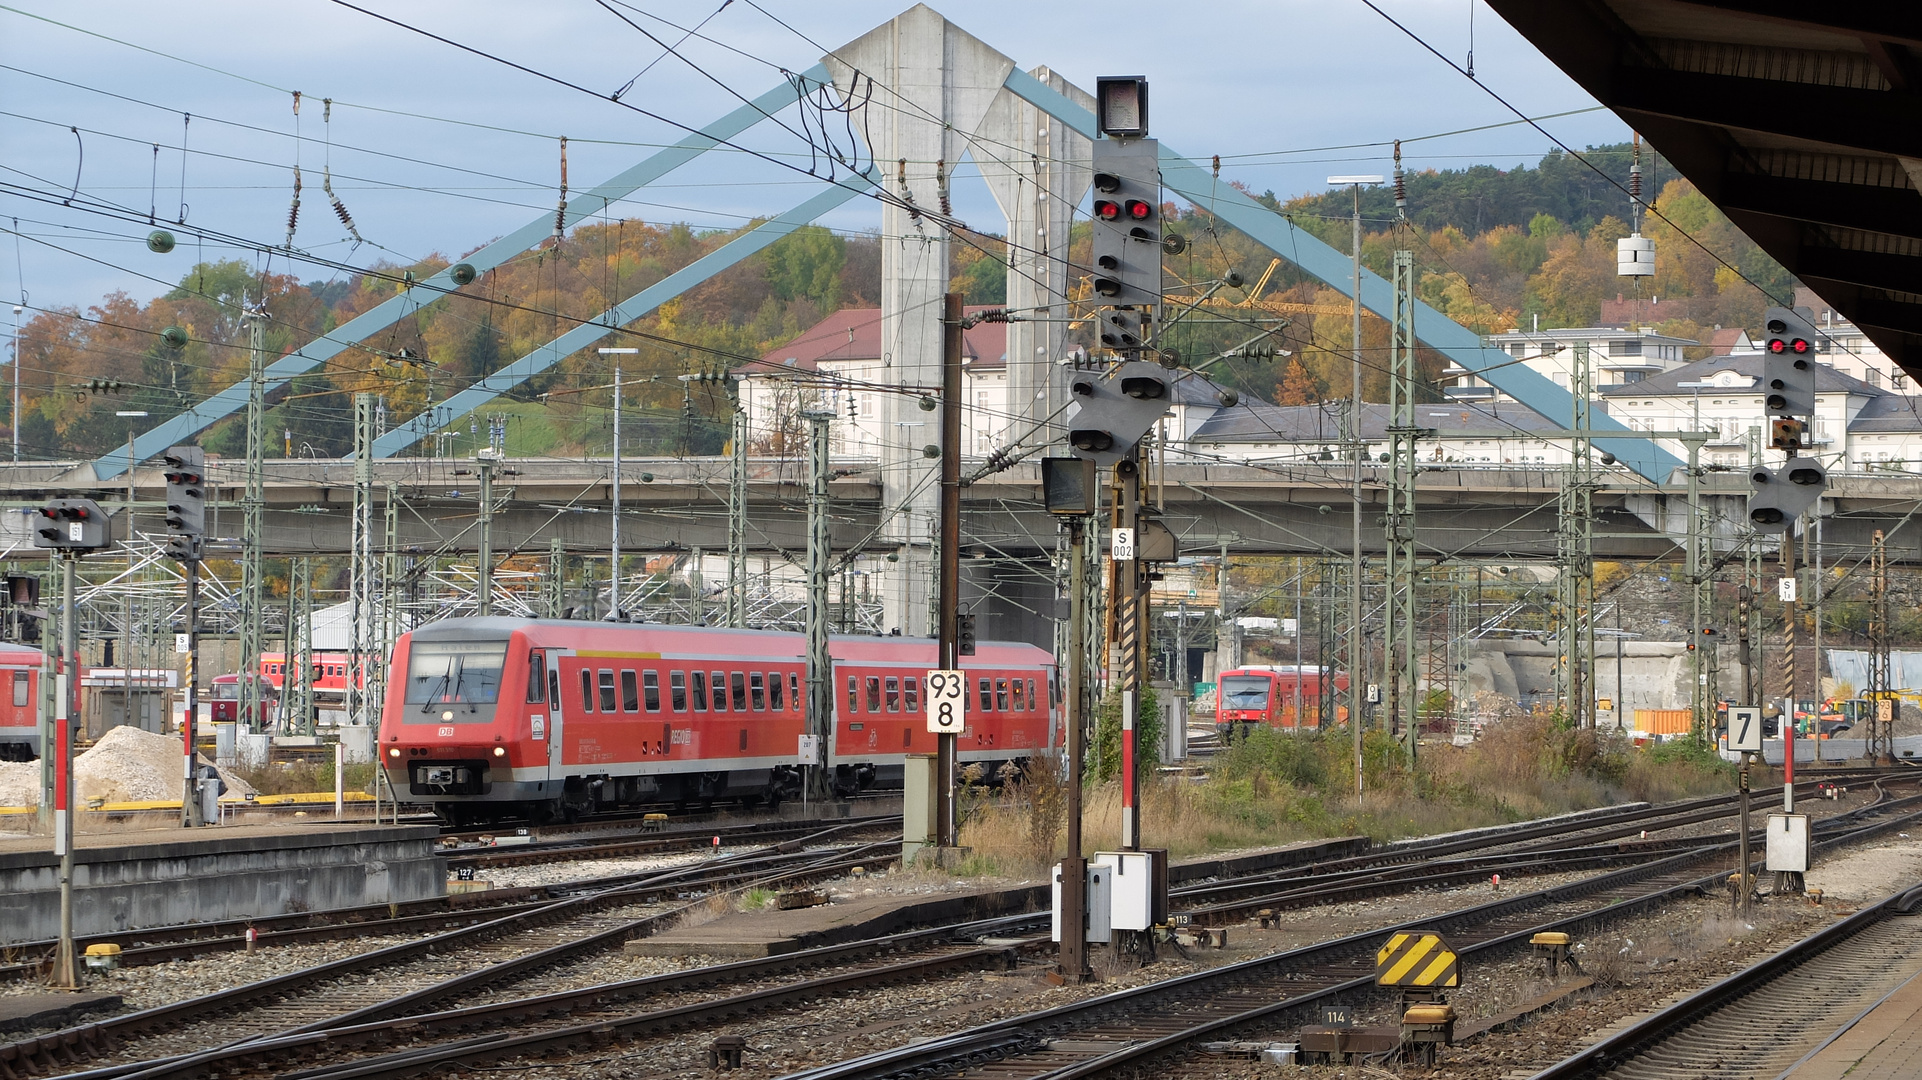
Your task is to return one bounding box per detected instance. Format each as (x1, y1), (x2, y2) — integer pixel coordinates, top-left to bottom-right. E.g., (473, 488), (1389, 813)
(1214, 665), (1349, 740)
(378, 617), (1057, 823)
(0, 643), (48, 761)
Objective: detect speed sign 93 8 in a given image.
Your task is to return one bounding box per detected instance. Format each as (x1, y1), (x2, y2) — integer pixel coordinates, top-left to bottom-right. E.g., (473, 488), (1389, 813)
(925, 669), (967, 734)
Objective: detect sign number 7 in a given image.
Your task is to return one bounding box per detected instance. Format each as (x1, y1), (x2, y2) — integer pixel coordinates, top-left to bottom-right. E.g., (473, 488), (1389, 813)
(1728, 706), (1763, 752)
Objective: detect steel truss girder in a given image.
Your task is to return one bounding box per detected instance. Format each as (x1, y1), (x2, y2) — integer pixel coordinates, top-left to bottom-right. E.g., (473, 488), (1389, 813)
(92, 66), (835, 479)
(998, 69), (1684, 484)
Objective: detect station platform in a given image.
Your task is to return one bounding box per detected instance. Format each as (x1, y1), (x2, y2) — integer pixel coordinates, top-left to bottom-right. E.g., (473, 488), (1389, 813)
(1783, 965), (1922, 1079)
(0, 822), (444, 941)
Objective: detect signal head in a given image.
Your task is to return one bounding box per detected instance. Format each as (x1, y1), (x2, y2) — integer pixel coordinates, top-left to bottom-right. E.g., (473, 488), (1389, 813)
(1093, 172), (1119, 194)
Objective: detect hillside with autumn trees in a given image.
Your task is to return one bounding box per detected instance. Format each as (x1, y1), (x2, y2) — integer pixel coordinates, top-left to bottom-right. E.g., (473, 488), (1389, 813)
(17, 142), (1795, 460)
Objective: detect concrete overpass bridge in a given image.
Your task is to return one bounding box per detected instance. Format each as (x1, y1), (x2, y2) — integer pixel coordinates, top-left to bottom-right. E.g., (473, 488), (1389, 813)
(3, 456), (1919, 566)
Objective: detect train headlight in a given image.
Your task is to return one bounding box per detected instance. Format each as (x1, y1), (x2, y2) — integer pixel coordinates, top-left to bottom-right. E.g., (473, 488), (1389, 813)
(442, 710), (454, 721)
(388, 748), (401, 759)
(493, 746), (506, 757)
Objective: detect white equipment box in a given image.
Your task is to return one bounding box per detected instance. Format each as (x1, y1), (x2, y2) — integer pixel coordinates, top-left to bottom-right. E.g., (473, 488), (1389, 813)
(1765, 812), (1811, 873)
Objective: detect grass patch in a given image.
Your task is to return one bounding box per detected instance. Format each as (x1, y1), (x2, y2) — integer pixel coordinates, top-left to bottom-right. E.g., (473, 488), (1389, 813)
(739, 887), (777, 911)
(956, 714), (1737, 875)
(228, 758), (379, 796)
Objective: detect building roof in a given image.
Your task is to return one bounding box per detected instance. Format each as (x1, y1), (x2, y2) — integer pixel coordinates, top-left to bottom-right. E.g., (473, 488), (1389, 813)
(1846, 393), (1922, 433)
(1190, 398), (1567, 445)
(1597, 353), (1883, 399)
(1708, 328), (1752, 355)
(739, 306), (1009, 376)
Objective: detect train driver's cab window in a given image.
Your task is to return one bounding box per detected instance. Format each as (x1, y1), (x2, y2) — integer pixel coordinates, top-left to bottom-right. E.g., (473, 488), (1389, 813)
(404, 638), (508, 722)
(525, 651), (547, 703)
(1219, 675), (1273, 711)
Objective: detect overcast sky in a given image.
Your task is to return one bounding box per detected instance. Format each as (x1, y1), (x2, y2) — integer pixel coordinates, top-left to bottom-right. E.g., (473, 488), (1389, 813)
(0, 0), (1636, 313)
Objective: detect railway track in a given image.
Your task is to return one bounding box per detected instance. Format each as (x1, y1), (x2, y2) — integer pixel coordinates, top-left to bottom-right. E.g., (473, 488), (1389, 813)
(0, 829), (897, 1079)
(759, 790), (1922, 1080)
(1525, 882), (1922, 1079)
(28, 784), (1906, 1080)
(8, 780), (1908, 1080)
(440, 812), (899, 869)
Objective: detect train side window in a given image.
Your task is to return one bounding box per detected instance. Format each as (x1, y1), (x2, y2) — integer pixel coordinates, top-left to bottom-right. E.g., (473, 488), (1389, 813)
(670, 671), (687, 712)
(730, 671), (747, 712)
(846, 675), (858, 713)
(866, 676), (882, 712)
(996, 678), (1009, 711)
(599, 670), (618, 712)
(11, 671), (25, 708)
(620, 670), (640, 713)
(885, 677), (900, 712)
(749, 672), (766, 711)
(525, 651), (547, 703)
(978, 677), (993, 712)
(643, 671), (661, 712)
(1012, 679), (1025, 713)
(788, 673), (800, 710)
(712, 671), (727, 712)
(1028, 679), (1038, 714)
(904, 677), (919, 713)
(691, 671), (708, 712)
(548, 670), (560, 710)
(579, 670), (595, 713)
(768, 672), (783, 711)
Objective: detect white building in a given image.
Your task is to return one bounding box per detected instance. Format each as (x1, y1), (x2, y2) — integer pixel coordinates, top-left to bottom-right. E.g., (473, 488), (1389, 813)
(736, 306), (1234, 459)
(1447, 326), (1699, 403)
(1792, 286), (1914, 394)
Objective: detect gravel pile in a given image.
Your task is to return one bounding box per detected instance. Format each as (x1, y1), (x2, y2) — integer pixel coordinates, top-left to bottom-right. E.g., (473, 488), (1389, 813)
(0, 760), (36, 807)
(0, 727), (260, 808)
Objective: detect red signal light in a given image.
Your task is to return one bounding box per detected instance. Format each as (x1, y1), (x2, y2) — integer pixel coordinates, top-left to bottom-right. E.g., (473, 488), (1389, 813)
(1125, 199), (1152, 220)
(1768, 338), (1786, 354)
(1094, 200), (1121, 221)
(1790, 337), (1810, 354)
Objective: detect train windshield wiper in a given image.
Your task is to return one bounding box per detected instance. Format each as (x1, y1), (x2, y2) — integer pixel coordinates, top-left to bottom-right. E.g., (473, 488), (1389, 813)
(420, 661), (454, 713)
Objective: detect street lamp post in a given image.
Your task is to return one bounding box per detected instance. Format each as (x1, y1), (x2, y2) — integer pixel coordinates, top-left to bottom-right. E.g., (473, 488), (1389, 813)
(599, 348), (639, 620)
(1328, 175), (1383, 803)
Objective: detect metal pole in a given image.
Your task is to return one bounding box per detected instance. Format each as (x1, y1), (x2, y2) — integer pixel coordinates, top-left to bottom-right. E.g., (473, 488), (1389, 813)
(52, 552), (77, 988)
(477, 454), (495, 616)
(1348, 183), (1365, 799)
(125, 426), (135, 733)
(728, 409), (748, 627)
(1782, 527), (1796, 816)
(935, 292), (963, 848)
(1737, 751), (1752, 918)
(611, 367), (621, 619)
(181, 556), (201, 827)
(10, 303), (19, 463)
(1058, 516), (1090, 983)
(241, 309), (266, 733)
(805, 409), (834, 803)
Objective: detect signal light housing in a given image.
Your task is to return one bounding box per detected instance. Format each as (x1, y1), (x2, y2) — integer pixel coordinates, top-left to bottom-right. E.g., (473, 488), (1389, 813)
(1747, 456), (1827, 534)
(1762, 306), (1819, 420)
(1064, 360), (1174, 466)
(1087, 137), (1161, 320)
(162, 444), (207, 561)
(31, 497), (111, 551)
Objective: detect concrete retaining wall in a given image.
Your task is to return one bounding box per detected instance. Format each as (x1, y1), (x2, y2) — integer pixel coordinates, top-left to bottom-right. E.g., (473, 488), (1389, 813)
(0, 825), (444, 941)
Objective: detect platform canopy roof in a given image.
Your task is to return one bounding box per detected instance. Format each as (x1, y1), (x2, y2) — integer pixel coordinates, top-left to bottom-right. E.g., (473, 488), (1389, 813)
(1487, 2), (1922, 379)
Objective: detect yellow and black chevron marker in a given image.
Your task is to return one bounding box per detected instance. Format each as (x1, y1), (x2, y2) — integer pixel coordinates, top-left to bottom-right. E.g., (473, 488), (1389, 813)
(1375, 931), (1460, 987)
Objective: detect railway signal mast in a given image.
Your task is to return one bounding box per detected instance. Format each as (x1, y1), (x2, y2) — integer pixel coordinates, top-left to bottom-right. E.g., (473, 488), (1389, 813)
(1050, 76), (1176, 978)
(1749, 305), (1825, 896)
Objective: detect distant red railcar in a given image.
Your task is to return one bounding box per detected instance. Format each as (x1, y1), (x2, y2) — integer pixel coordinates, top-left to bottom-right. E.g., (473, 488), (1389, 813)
(379, 617), (1057, 823)
(1214, 665), (1349, 740)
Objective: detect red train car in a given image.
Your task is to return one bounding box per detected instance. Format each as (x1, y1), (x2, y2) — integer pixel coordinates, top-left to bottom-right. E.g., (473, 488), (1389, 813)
(1215, 665), (1349, 740)
(209, 672), (279, 727)
(0, 643), (49, 761)
(378, 617), (1056, 823)
(258, 652), (358, 696)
